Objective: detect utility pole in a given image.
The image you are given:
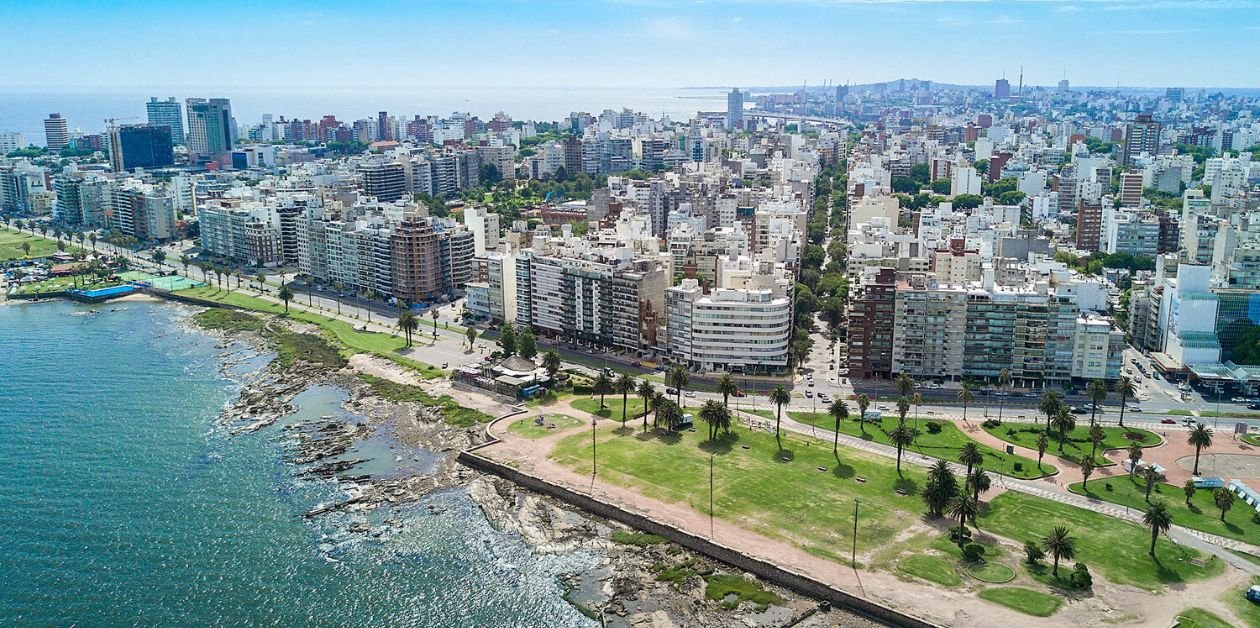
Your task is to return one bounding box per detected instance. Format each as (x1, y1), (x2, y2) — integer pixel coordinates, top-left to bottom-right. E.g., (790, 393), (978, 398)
(851, 499), (860, 566)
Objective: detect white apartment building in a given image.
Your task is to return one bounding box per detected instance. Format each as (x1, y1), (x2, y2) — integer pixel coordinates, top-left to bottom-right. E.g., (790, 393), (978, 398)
(665, 279), (791, 374)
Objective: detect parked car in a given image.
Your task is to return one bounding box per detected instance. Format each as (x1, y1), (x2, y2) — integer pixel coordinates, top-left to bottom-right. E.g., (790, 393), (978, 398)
(630, 360), (642, 367)
(1248, 403), (1260, 410)
(684, 390), (696, 398)
(1070, 406), (1087, 415)
(665, 387), (677, 396)
(1245, 585), (1260, 604)
(804, 390), (814, 398)
(1127, 405), (1142, 413)
(1160, 418), (1177, 424)
(732, 390), (746, 398)
(818, 393), (831, 403)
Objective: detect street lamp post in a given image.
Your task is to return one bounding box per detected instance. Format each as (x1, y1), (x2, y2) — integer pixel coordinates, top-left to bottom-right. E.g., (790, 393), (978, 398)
(709, 453), (715, 539)
(591, 419), (597, 476)
(851, 498), (860, 566)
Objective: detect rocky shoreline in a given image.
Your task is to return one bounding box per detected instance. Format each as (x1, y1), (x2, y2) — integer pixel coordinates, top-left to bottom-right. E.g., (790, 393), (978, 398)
(198, 311), (874, 628)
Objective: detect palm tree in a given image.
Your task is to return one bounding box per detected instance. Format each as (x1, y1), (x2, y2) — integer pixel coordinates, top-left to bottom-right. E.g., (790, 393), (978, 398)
(1183, 479), (1197, 506)
(1115, 376), (1136, 428)
(430, 308), (440, 339)
(769, 385), (791, 449)
(363, 288), (375, 322)
(889, 423), (914, 475)
(957, 385), (975, 423)
(1144, 501), (1173, 556)
(896, 396), (910, 425)
(716, 373), (738, 410)
(1141, 465), (1160, 503)
(667, 365), (689, 408)
(1038, 390), (1061, 427)
(1127, 443), (1143, 478)
(948, 494), (979, 542)
(21, 242), (30, 258)
(699, 400), (729, 442)
(651, 391), (666, 430)
(1051, 408), (1076, 453)
(1214, 487), (1235, 522)
(967, 468), (991, 506)
(465, 327), (478, 350)
(996, 368), (1011, 424)
(1036, 432), (1049, 470)
(658, 399), (683, 432)
(894, 373), (916, 400)
(637, 379), (655, 432)
(1089, 424), (1105, 460)
(593, 372), (613, 410)
(151, 249), (166, 267)
(1187, 424), (1213, 476)
(923, 460), (958, 518)
(1087, 379), (1108, 428)
(1040, 526), (1077, 578)
(856, 394), (871, 435)
(89, 232), (98, 252)
(543, 350), (562, 378)
(397, 310), (419, 347)
(180, 254), (192, 273)
(278, 285), (294, 312)
(958, 442), (983, 478)
(828, 400), (848, 455)
(304, 275), (315, 305)
(1080, 458), (1096, 491)
(615, 373), (635, 428)
(255, 273), (266, 293)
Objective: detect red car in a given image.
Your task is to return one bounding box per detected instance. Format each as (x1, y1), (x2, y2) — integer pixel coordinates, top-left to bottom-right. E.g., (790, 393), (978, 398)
(732, 390), (747, 398)
(1160, 418), (1177, 424)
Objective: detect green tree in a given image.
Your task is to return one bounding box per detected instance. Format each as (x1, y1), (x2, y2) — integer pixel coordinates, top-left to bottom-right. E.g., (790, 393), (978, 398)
(1040, 526), (1077, 578)
(615, 373), (635, 428)
(967, 468), (991, 507)
(889, 423), (914, 475)
(1144, 501), (1172, 557)
(996, 368), (1011, 424)
(856, 394), (871, 435)
(1187, 424), (1213, 476)
(667, 365), (689, 408)
(1080, 458), (1096, 491)
(397, 310), (419, 347)
(717, 373), (739, 413)
(1038, 390), (1062, 427)
(278, 285), (294, 312)
(1141, 465), (1160, 503)
(1087, 379), (1108, 428)
(518, 329), (537, 359)
(593, 372), (613, 410)
(769, 385), (791, 450)
(1127, 443), (1143, 478)
(1183, 479), (1197, 506)
(1115, 377), (1136, 428)
(949, 494), (980, 541)
(1036, 432), (1049, 470)
(699, 400), (730, 442)
(1089, 424), (1106, 459)
(637, 379), (656, 431)
(1051, 408), (1076, 453)
(957, 385), (975, 423)
(922, 460), (959, 518)
(465, 326), (478, 350)
(1214, 487), (1235, 521)
(828, 400), (848, 455)
(500, 324), (517, 356)
(894, 373), (916, 399)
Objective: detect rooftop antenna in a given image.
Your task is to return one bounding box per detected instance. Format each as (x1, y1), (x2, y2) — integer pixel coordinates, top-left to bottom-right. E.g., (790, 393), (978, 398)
(1018, 66), (1023, 96)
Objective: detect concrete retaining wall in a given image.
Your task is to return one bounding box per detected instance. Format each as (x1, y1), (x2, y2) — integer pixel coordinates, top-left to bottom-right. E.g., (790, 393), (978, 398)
(457, 448), (940, 628)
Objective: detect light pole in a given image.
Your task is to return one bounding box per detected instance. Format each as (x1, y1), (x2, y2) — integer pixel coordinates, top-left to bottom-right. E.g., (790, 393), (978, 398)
(709, 453), (715, 539)
(851, 498), (860, 566)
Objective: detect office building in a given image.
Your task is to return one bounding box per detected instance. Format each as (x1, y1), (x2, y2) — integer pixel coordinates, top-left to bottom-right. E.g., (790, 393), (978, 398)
(727, 88), (744, 130)
(0, 132), (24, 153)
(994, 78), (1011, 99)
(146, 97), (185, 145)
(111, 124), (174, 171)
(185, 98), (235, 158)
(44, 113), (69, 151)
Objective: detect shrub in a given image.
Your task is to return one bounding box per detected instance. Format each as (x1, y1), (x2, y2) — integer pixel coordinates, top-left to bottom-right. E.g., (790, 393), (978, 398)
(1252, 511), (1260, 525)
(1104, 482), (1113, 492)
(982, 419), (1000, 429)
(1013, 462), (1024, 472)
(1069, 562), (1092, 589)
(962, 543), (986, 562)
(925, 421), (943, 434)
(949, 526), (973, 543)
(1023, 541), (1045, 565)
(1006, 428), (1017, 436)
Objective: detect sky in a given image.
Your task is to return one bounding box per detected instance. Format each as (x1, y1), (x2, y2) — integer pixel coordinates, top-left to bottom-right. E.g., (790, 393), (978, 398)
(0, 0), (1257, 89)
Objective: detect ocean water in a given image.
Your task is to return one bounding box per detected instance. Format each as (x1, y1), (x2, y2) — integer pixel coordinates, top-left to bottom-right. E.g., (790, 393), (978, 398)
(0, 299), (598, 627)
(0, 85), (731, 145)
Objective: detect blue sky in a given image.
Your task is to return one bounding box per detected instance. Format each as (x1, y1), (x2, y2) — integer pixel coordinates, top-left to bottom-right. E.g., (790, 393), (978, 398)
(0, 0), (1256, 88)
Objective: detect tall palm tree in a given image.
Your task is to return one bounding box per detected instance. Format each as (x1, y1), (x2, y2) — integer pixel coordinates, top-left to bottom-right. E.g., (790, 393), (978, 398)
(967, 468), (991, 506)
(996, 368), (1011, 424)
(659, 399), (684, 432)
(1038, 390), (1061, 427)
(651, 391), (666, 429)
(1051, 408), (1076, 453)
(1115, 376), (1136, 428)
(889, 423), (914, 475)
(465, 327), (478, 350)
(1144, 501), (1172, 556)
(278, 285), (294, 313)
(430, 308), (440, 339)
(1080, 458), (1097, 491)
(1087, 379), (1108, 428)
(1040, 526), (1077, 578)
(89, 232), (98, 252)
(958, 442), (983, 478)
(896, 396), (910, 425)
(397, 310), (419, 347)
(957, 385), (975, 423)
(1141, 465), (1160, 503)
(1183, 479), (1197, 506)
(363, 288), (376, 322)
(1036, 432), (1049, 470)
(699, 400), (729, 442)
(543, 350), (561, 378)
(1127, 443), (1143, 478)
(828, 400), (848, 455)
(615, 373), (635, 428)
(923, 460), (958, 518)
(593, 372), (613, 410)
(1089, 424), (1106, 460)
(1214, 487), (1235, 522)
(948, 494), (979, 542)
(716, 373), (738, 410)
(1187, 424), (1214, 476)
(667, 365), (689, 408)
(769, 385), (791, 449)
(637, 380), (656, 432)
(856, 394), (871, 435)
(894, 373), (916, 400)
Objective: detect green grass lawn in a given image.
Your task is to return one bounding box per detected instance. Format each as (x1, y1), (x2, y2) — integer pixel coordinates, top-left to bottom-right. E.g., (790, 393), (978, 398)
(703, 573), (783, 611)
(358, 374), (493, 427)
(791, 413), (1053, 479)
(1175, 608), (1234, 628)
(895, 554), (962, 587)
(0, 227), (74, 261)
(176, 286), (444, 378)
(1242, 434), (1260, 447)
(1068, 477), (1260, 544)
(508, 415), (584, 438)
(982, 423), (1160, 466)
(572, 397), (649, 423)
(967, 561), (1016, 583)
(978, 492), (1223, 591)
(977, 587), (1061, 617)
(12, 274), (123, 295)
(193, 309), (264, 333)
(550, 422), (930, 563)
(740, 407), (776, 420)
(1223, 576), (1260, 627)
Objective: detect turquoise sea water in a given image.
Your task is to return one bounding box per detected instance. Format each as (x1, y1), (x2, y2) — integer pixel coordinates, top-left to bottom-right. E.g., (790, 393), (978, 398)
(0, 300), (597, 627)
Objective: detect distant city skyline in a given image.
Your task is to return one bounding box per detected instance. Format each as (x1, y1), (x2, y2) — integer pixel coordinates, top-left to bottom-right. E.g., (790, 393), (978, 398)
(1, 1), (1257, 89)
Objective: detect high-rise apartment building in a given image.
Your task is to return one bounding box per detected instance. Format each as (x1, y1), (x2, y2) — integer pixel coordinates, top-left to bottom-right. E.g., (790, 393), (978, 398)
(994, 78), (1011, 99)
(185, 98), (235, 158)
(727, 88), (744, 130)
(44, 113), (69, 151)
(665, 279), (791, 374)
(146, 97), (185, 145)
(1121, 114), (1161, 165)
(358, 160), (406, 202)
(390, 218), (443, 303)
(110, 124), (174, 172)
